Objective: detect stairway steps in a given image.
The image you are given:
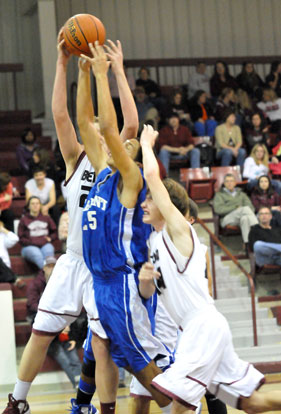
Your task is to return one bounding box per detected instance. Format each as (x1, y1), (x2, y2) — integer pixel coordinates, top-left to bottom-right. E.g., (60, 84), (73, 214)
(233, 331), (281, 348)
(219, 307), (268, 321)
(216, 286), (249, 299)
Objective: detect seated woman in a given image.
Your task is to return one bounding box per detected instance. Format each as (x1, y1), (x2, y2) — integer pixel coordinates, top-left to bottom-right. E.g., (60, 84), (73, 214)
(251, 175), (281, 227)
(25, 166), (61, 225)
(189, 90), (217, 137)
(18, 196), (57, 269)
(257, 88), (281, 133)
(245, 112), (269, 152)
(243, 143), (281, 194)
(215, 109), (246, 169)
(236, 61), (264, 99)
(210, 60), (238, 98)
(214, 87), (236, 123)
(161, 89), (192, 128)
(28, 147), (56, 181)
(16, 128), (38, 176)
(0, 172), (14, 232)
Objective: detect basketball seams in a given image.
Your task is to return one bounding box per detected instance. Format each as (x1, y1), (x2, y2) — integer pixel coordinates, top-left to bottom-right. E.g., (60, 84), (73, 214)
(89, 15), (100, 42)
(74, 16), (92, 47)
(63, 28), (88, 54)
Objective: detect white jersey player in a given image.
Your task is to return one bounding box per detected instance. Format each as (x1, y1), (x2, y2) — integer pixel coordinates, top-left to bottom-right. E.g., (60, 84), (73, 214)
(138, 124), (281, 414)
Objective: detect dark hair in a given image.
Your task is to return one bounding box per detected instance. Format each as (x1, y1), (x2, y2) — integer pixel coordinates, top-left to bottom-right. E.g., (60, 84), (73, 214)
(33, 166), (46, 175)
(168, 112), (180, 120)
(27, 196), (41, 210)
(254, 175), (274, 196)
(214, 60), (230, 77)
(191, 89), (206, 104)
(188, 198), (198, 220)
(242, 61), (255, 73)
(162, 178), (189, 216)
(21, 128), (36, 144)
(257, 205), (272, 214)
(223, 108), (236, 122)
(139, 67), (150, 76)
(220, 87), (234, 100)
(270, 60), (281, 74)
(0, 172), (11, 193)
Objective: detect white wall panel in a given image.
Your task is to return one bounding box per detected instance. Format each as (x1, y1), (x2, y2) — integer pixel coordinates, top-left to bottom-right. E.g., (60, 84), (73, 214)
(1, 0), (281, 113)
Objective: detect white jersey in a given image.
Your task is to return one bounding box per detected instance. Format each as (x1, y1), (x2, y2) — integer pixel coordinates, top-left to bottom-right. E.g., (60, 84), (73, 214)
(149, 223), (213, 327)
(63, 151), (95, 256)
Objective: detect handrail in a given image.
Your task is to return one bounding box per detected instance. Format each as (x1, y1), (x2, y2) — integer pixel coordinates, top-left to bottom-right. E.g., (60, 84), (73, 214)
(196, 216), (258, 347)
(0, 63), (24, 110)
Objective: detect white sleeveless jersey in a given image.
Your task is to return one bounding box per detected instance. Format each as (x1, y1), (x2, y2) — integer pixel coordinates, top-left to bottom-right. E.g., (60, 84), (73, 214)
(63, 152), (95, 256)
(149, 223), (213, 327)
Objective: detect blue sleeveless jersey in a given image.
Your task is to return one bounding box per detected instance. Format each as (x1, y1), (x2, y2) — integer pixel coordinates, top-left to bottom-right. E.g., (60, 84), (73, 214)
(82, 167), (151, 281)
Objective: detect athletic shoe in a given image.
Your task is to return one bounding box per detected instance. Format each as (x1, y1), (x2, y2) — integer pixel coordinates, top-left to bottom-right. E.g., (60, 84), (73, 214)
(68, 398), (99, 414)
(2, 394), (30, 414)
(195, 402), (202, 414)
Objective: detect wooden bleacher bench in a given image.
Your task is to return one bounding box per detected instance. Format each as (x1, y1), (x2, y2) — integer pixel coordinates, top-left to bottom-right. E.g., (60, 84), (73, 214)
(0, 123), (42, 137)
(0, 110), (31, 124)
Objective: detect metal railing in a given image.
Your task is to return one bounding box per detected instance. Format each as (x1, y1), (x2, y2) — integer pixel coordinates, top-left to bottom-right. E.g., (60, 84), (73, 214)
(196, 216), (258, 347)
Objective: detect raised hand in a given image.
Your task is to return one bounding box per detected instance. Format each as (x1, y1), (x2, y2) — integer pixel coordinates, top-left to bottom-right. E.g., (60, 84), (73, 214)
(57, 28), (71, 65)
(81, 41), (110, 77)
(140, 124), (159, 148)
(78, 57), (91, 73)
(104, 40), (123, 75)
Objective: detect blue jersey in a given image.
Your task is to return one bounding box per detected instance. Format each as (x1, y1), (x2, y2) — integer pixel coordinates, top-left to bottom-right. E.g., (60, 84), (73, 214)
(82, 167), (151, 281)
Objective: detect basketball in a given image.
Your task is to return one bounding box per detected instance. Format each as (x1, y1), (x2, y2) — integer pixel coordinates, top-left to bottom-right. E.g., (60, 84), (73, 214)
(63, 13), (106, 56)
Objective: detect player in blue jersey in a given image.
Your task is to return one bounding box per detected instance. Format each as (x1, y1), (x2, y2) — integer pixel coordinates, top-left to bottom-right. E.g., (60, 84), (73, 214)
(78, 41), (172, 414)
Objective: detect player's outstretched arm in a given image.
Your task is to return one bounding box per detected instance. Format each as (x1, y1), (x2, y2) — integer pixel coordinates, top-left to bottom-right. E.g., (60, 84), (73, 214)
(105, 40), (138, 141)
(81, 42), (142, 205)
(141, 125), (193, 257)
(76, 57), (107, 174)
(51, 29), (82, 178)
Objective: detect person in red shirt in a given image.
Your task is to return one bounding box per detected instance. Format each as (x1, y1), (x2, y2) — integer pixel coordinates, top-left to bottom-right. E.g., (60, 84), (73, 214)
(157, 112), (200, 176)
(0, 172), (14, 232)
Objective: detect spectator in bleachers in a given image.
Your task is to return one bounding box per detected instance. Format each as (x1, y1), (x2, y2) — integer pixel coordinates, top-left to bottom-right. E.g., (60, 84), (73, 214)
(245, 112), (269, 152)
(134, 86), (159, 132)
(28, 147), (56, 181)
(26, 256), (83, 389)
(25, 166), (60, 225)
(0, 221), (25, 287)
(136, 66), (161, 99)
(0, 172), (14, 232)
(188, 62), (210, 98)
(250, 175), (281, 227)
(235, 88), (256, 130)
(215, 109), (246, 169)
(243, 144), (281, 194)
(213, 173), (258, 245)
(257, 88), (281, 133)
(161, 89), (192, 128)
(248, 206), (281, 267)
(16, 128), (38, 175)
(18, 196), (57, 269)
(265, 60), (281, 97)
(236, 61), (264, 99)
(210, 60), (238, 98)
(158, 112), (200, 176)
(214, 87), (236, 123)
(189, 90), (217, 137)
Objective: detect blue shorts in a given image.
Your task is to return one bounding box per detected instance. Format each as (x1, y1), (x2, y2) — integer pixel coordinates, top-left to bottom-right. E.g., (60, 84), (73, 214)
(83, 327), (95, 362)
(94, 273), (168, 373)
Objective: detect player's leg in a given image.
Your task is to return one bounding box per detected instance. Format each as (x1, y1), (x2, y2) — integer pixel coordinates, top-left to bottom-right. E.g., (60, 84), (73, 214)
(130, 397), (150, 414)
(91, 334), (119, 414)
(240, 389), (281, 413)
(171, 401), (193, 414)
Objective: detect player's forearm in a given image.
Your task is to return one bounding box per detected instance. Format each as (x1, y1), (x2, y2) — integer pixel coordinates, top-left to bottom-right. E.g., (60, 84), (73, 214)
(142, 143), (161, 188)
(96, 73), (119, 139)
(115, 70), (138, 138)
(139, 280), (155, 299)
(52, 61), (68, 119)
(77, 68), (95, 128)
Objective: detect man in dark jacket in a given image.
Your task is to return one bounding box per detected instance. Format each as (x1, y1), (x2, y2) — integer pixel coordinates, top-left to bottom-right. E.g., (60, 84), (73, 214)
(248, 206), (281, 266)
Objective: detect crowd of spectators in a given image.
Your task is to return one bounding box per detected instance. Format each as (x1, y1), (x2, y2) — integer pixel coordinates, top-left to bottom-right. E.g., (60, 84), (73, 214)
(1, 58), (281, 293)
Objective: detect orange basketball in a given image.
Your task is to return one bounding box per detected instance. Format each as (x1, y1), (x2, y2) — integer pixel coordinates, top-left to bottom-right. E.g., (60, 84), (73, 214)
(63, 13), (106, 56)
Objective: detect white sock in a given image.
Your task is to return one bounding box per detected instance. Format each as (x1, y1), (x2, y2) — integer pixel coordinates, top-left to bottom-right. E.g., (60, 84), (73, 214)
(161, 402), (173, 413)
(13, 378), (32, 401)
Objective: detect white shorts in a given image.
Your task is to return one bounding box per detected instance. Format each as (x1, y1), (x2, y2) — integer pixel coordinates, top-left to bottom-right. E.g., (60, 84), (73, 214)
(130, 297), (178, 399)
(151, 305), (264, 411)
(33, 252), (107, 338)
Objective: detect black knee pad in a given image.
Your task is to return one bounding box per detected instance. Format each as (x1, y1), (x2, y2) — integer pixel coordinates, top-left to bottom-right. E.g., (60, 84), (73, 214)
(82, 358), (96, 378)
